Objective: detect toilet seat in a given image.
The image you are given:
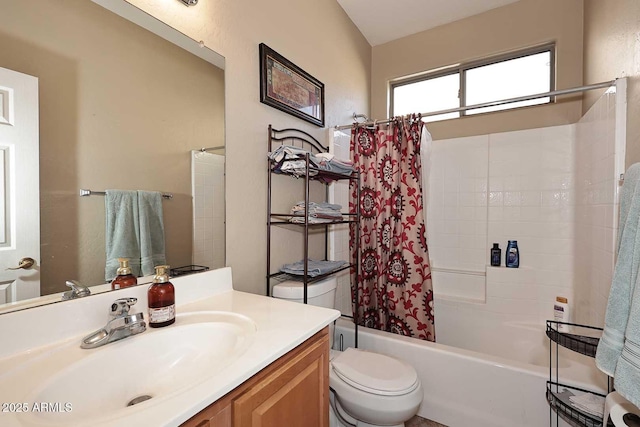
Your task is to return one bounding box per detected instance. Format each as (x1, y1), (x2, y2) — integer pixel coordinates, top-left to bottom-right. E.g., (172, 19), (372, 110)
(331, 348), (419, 396)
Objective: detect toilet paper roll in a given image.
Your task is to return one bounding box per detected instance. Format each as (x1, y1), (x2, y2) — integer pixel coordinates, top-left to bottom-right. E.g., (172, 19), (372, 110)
(605, 392), (640, 426)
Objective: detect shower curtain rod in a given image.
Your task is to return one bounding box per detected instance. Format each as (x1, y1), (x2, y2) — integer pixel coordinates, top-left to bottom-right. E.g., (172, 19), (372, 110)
(335, 79), (616, 130)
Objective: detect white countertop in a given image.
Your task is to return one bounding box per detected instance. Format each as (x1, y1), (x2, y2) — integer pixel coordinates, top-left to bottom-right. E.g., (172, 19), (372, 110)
(0, 268), (340, 426)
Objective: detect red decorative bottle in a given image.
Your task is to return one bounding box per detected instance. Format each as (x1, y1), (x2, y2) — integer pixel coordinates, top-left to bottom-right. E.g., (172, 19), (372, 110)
(147, 265), (175, 328)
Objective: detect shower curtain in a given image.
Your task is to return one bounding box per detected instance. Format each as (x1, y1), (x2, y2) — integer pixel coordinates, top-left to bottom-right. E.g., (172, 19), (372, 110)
(350, 115), (435, 341)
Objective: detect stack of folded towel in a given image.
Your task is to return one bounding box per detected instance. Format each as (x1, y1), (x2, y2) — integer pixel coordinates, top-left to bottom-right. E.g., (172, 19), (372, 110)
(280, 259), (349, 277)
(268, 145), (354, 178)
(269, 145), (319, 178)
(315, 152), (354, 175)
(290, 201), (343, 224)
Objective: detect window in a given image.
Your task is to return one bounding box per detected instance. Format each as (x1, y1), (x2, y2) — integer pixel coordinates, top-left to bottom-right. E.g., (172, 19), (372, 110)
(390, 44), (554, 122)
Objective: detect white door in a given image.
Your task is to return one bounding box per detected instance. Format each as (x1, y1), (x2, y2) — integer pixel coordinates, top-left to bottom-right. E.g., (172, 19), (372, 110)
(0, 67), (40, 304)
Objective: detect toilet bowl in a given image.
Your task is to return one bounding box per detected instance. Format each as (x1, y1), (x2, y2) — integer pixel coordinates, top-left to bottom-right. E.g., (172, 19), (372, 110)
(272, 278), (423, 427)
(329, 348), (423, 427)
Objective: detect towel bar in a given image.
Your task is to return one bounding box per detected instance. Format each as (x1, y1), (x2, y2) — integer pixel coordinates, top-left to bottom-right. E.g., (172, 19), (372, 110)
(79, 189), (173, 199)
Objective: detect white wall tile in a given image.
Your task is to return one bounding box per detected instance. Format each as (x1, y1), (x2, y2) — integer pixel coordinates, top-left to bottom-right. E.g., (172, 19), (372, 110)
(191, 151), (225, 270)
(430, 124), (578, 322)
(428, 136), (489, 273)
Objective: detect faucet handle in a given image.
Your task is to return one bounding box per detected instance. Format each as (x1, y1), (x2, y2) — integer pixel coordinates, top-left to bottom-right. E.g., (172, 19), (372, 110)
(62, 280), (91, 300)
(110, 297), (138, 317)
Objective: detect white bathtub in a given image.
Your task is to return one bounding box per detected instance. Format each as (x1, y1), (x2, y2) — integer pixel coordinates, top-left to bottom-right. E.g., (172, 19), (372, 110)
(333, 315), (608, 427)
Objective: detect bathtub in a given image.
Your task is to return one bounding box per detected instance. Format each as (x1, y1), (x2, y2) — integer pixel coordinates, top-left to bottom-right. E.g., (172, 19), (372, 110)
(333, 314), (608, 427)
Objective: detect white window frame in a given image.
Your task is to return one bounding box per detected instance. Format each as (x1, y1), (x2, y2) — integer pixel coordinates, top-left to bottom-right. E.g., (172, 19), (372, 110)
(389, 43), (556, 120)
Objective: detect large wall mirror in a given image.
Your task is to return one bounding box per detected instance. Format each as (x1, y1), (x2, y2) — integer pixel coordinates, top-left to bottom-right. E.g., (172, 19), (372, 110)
(0, 0), (225, 313)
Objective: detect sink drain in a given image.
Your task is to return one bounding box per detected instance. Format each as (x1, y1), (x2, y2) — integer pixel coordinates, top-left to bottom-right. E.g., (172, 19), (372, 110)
(127, 395), (153, 406)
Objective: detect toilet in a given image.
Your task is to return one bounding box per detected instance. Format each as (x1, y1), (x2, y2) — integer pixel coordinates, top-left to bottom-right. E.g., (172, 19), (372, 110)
(272, 278), (423, 427)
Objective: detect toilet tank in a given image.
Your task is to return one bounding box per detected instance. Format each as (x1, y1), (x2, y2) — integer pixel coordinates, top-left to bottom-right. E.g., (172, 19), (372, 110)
(272, 277), (337, 309)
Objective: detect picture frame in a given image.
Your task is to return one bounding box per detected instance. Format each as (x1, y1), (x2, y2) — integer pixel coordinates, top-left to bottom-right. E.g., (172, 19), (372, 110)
(259, 43), (325, 127)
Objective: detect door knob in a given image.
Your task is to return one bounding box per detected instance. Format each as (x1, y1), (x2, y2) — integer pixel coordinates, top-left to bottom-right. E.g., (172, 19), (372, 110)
(6, 257), (36, 270)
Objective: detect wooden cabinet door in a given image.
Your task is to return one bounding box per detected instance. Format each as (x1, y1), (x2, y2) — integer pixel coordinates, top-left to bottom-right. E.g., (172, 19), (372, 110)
(181, 328), (329, 427)
(233, 332), (329, 427)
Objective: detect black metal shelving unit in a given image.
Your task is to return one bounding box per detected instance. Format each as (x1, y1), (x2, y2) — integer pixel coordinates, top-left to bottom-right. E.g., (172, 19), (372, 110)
(266, 125), (361, 346)
(546, 320), (610, 427)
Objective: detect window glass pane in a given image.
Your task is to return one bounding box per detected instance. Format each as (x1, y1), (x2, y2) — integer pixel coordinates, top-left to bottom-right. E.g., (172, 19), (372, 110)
(393, 73), (460, 122)
(465, 51), (551, 115)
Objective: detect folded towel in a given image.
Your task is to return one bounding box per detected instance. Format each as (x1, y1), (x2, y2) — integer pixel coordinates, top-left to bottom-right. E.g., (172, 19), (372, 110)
(280, 259), (349, 277)
(269, 145), (353, 178)
(105, 190), (141, 280)
(137, 191), (166, 276)
(291, 201), (342, 212)
(596, 164), (640, 376)
(569, 393), (605, 418)
(289, 216), (339, 224)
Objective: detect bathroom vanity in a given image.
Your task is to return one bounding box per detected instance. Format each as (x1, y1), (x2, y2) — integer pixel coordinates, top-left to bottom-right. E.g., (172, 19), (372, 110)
(182, 328), (329, 427)
(0, 268), (339, 427)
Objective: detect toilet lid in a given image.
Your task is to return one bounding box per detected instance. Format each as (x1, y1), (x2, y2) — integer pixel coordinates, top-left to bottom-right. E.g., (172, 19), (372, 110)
(331, 348), (419, 396)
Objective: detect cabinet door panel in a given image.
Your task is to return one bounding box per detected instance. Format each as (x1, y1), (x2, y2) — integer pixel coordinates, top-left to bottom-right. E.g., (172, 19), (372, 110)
(233, 334), (328, 427)
(252, 362), (321, 426)
(181, 329), (329, 427)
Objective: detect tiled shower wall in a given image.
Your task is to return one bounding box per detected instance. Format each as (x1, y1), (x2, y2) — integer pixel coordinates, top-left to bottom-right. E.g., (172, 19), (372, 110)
(428, 135), (489, 301)
(574, 82), (625, 327)
(429, 125), (577, 324)
(191, 151), (225, 271)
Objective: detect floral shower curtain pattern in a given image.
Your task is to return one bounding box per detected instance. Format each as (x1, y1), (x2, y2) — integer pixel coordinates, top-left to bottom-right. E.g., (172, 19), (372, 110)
(349, 115), (435, 342)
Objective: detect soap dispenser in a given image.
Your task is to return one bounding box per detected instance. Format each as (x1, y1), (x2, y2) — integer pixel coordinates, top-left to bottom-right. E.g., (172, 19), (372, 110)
(148, 265), (175, 328)
(111, 258), (138, 290)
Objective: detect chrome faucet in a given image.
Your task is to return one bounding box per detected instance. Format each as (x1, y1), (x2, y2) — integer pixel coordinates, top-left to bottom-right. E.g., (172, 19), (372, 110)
(81, 297), (146, 349)
(62, 280), (91, 300)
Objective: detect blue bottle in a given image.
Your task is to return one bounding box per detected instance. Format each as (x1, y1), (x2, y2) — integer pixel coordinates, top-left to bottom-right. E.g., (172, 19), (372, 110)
(506, 240), (519, 268)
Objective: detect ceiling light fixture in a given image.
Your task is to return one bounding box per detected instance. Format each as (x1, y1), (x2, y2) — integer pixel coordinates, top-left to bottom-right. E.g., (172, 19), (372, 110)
(179, 0), (198, 6)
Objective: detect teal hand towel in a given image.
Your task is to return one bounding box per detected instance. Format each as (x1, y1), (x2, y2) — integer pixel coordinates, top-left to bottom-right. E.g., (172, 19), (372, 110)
(137, 190), (166, 276)
(105, 190), (141, 280)
(596, 163), (640, 376)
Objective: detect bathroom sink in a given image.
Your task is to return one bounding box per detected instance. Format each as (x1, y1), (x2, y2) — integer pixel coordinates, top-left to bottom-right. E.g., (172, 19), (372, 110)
(22, 311), (256, 426)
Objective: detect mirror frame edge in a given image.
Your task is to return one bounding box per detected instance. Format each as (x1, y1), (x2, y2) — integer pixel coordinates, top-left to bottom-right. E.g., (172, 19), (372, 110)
(91, 0), (225, 70)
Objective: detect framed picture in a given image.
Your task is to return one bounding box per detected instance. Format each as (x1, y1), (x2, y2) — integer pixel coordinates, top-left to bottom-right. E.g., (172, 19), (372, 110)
(259, 43), (325, 127)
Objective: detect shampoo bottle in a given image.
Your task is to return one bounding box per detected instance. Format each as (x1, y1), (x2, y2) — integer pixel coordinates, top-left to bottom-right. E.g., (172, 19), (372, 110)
(490, 243), (502, 267)
(505, 240), (520, 268)
(554, 296), (570, 332)
(148, 265), (175, 328)
(111, 258), (138, 290)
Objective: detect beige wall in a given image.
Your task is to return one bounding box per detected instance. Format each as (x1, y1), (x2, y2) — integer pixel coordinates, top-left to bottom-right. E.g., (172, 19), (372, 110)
(0, 0), (224, 294)
(583, 0), (640, 167)
(371, 0), (584, 140)
(127, 0), (371, 294)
